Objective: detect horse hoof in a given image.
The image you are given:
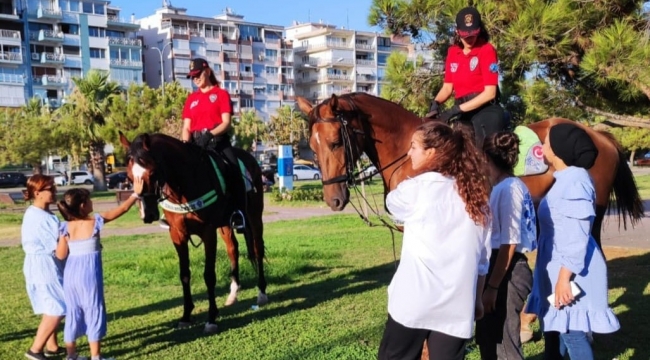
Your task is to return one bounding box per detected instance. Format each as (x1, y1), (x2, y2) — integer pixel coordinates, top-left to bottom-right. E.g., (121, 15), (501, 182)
(177, 321), (192, 329)
(257, 293), (269, 306)
(204, 322), (218, 334)
(224, 295), (238, 306)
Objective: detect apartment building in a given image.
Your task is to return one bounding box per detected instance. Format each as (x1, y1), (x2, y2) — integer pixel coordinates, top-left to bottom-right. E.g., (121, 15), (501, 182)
(0, 0), (143, 108)
(285, 22), (409, 104)
(139, 5), (295, 121)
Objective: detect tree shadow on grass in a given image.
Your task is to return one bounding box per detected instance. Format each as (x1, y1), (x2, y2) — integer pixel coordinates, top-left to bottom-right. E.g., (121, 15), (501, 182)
(104, 261), (395, 359)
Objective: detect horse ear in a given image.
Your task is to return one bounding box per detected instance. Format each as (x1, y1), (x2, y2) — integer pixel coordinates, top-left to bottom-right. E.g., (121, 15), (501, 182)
(328, 94), (339, 110)
(295, 96), (313, 115)
(118, 131), (130, 149)
(141, 133), (151, 151)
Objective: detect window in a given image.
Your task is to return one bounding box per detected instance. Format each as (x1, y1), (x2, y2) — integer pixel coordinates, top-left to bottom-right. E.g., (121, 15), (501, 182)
(82, 2), (93, 14)
(29, 23), (52, 32)
(265, 49), (277, 58)
(106, 30), (125, 38)
(88, 27), (105, 37)
(62, 46), (80, 55)
(89, 48), (105, 58)
(60, 0), (69, 11)
(69, 1), (79, 12)
(94, 3), (104, 14)
(265, 67), (278, 74)
(378, 37), (391, 47)
(64, 67), (82, 79)
(60, 23), (79, 35)
(377, 54), (389, 65)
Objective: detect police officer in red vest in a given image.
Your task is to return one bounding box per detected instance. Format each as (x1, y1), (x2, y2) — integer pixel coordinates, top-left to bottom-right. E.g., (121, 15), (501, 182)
(426, 7), (506, 146)
(178, 58), (245, 231)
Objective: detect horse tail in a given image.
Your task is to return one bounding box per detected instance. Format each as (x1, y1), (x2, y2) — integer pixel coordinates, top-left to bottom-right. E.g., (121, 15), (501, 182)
(598, 130), (645, 229)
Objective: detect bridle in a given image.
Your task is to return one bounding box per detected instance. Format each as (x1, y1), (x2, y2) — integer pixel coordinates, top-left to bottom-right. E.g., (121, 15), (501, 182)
(312, 96), (408, 187)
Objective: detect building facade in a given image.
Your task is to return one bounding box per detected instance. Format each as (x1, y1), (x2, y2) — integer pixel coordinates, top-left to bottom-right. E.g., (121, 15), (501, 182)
(139, 5), (295, 121)
(285, 22), (409, 105)
(0, 0), (143, 108)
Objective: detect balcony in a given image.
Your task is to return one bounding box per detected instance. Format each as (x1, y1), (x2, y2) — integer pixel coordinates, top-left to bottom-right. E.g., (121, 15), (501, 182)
(318, 74), (353, 82)
(0, 73), (24, 85)
(108, 37), (142, 47)
(40, 52), (65, 64)
(355, 43), (375, 51)
(37, 7), (62, 21)
(356, 75), (377, 83)
(107, 15), (140, 29)
(294, 40), (353, 53)
(110, 59), (143, 68)
(37, 29), (64, 43)
(41, 75), (67, 87)
(0, 51), (22, 64)
(0, 96), (25, 107)
(0, 29), (21, 42)
(356, 59), (375, 66)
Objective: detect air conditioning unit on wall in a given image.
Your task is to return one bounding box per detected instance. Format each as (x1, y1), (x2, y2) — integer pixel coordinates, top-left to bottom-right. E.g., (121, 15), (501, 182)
(32, 53), (40, 60)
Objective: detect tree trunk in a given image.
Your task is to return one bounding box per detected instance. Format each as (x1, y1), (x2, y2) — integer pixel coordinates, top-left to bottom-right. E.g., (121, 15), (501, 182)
(89, 141), (108, 191)
(629, 150), (636, 167)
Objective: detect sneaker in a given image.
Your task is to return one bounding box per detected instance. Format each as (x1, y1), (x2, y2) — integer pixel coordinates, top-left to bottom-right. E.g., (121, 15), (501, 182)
(66, 357), (89, 360)
(44, 347), (66, 357)
(25, 350), (47, 360)
(159, 218), (170, 229)
(230, 210), (246, 234)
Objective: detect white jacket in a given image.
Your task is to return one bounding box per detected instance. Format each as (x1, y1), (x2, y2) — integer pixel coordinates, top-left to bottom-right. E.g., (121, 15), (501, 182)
(386, 172), (491, 339)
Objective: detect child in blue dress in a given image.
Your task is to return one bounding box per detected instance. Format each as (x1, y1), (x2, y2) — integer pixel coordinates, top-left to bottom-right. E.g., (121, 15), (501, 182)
(22, 174), (67, 360)
(526, 123), (619, 360)
(55, 178), (142, 360)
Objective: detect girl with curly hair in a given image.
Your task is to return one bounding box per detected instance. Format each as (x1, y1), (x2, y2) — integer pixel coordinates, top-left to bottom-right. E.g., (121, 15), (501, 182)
(378, 121), (492, 360)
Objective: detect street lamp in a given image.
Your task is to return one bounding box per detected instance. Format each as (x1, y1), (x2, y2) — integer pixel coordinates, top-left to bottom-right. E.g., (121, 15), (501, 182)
(146, 41), (173, 99)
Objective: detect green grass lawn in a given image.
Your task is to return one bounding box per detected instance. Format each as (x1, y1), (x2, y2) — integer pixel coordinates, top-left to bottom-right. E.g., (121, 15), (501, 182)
(0, 215), (648, 359)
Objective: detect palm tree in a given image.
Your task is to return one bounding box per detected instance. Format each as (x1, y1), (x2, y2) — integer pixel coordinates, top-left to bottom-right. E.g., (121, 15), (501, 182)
(59, 70), (121, 191)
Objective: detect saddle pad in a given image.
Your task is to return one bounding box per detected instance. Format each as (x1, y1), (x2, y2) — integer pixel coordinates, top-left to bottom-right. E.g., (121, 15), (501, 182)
(513, 126), (548, 176)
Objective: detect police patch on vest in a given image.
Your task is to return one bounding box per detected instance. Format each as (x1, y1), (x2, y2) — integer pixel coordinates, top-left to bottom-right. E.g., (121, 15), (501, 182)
(470, 57), (479, 71)
(489, 63), (499, 73)
(450, 63), (458, 73)
(209, 94), (218, 103)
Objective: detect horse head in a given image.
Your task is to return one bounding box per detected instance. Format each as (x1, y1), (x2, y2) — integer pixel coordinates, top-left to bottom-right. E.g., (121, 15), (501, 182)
(296, 94), (367, 211)
(119, 132), (164, 223)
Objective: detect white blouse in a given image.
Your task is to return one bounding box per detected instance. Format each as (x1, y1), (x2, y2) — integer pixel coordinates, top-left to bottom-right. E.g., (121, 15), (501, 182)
(386, 172), (491, 339)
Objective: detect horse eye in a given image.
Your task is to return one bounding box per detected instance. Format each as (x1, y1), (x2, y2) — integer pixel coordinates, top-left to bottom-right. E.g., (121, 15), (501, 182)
(331, 140), (343, 149)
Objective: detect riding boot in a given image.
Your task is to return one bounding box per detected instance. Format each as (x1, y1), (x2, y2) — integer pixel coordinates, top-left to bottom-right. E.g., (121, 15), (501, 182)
(222, 147), (247, 233)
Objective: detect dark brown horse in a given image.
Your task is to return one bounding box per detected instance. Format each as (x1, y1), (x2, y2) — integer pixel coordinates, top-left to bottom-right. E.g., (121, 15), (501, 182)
(296, 92), (644, 248)
(119, 132), (268, 333)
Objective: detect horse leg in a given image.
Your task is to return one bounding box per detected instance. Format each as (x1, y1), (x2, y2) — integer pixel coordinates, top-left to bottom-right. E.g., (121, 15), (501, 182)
(249, 211), (268, 306)
(593, 205), (607, 253)
(173, 241), (194, 328)
(203, 230), (219, 333)
(218, 226), (240, 306)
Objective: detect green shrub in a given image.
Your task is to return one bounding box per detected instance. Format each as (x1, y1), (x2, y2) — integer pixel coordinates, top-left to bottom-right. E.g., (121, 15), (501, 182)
(271, 187), (324, 202)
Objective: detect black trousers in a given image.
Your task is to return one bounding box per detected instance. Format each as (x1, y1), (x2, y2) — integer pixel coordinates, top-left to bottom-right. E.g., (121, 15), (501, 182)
(457, 104), (506, 148)
(475, 251), (533, 360)
(191, 132), (245, 213)
(378, 315), (467, 360)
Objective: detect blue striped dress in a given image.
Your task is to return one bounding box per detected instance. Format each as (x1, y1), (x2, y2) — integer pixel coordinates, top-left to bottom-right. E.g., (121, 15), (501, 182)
(60, 214), (107, 342)
(526, 166), (619, 334)
(21, 206), (66, 316)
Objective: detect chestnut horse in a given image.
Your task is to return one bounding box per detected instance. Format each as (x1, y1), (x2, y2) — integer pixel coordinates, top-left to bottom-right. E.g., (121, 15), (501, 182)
(119, 132), (268, 333)
(296, 92), (644, 249)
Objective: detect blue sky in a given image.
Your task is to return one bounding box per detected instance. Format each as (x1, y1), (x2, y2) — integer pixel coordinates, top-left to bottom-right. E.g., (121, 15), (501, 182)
(110, 0), (379, 32)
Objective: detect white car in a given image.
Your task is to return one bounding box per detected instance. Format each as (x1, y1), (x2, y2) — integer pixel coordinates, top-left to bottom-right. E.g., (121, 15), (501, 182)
(68, 171), (94, 185)
(361, 165), (378, 178)
(292, 165), (321, 181)
(52, 172), (67, 186)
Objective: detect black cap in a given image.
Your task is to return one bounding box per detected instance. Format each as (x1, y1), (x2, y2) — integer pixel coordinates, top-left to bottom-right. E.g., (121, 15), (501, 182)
(187, 58), (209, 78)
(549, 123), (599, 169)
(456, 7), (482, 38)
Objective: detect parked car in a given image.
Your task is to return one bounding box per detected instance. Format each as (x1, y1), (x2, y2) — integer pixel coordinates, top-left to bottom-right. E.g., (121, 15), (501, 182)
(291, 165), (321, 181)
(68, 171), (94, 185)
(361, 165), (378, 178)
(634, 152), (650, 166)
(106, 171), (129, 189)
(0, 172), (27, 188)
(52, 172), (68, 186)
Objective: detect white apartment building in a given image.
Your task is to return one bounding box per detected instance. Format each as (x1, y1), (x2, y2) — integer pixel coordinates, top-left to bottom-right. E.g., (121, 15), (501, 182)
(138, 5), (296, 121)
(285, 22), (409, 104)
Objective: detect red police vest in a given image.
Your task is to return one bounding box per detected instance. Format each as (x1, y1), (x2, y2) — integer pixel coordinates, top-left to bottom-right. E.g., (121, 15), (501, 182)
(443, 42), (499, 99)
(182, 86), (232, 132)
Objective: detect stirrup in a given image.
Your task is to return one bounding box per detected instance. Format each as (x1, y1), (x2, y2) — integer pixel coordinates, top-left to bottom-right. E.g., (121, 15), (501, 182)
(230, 210), (246, 233)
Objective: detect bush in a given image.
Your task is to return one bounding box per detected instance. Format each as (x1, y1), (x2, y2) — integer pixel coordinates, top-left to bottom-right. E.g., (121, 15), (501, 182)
(271, 187), (324, 202)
